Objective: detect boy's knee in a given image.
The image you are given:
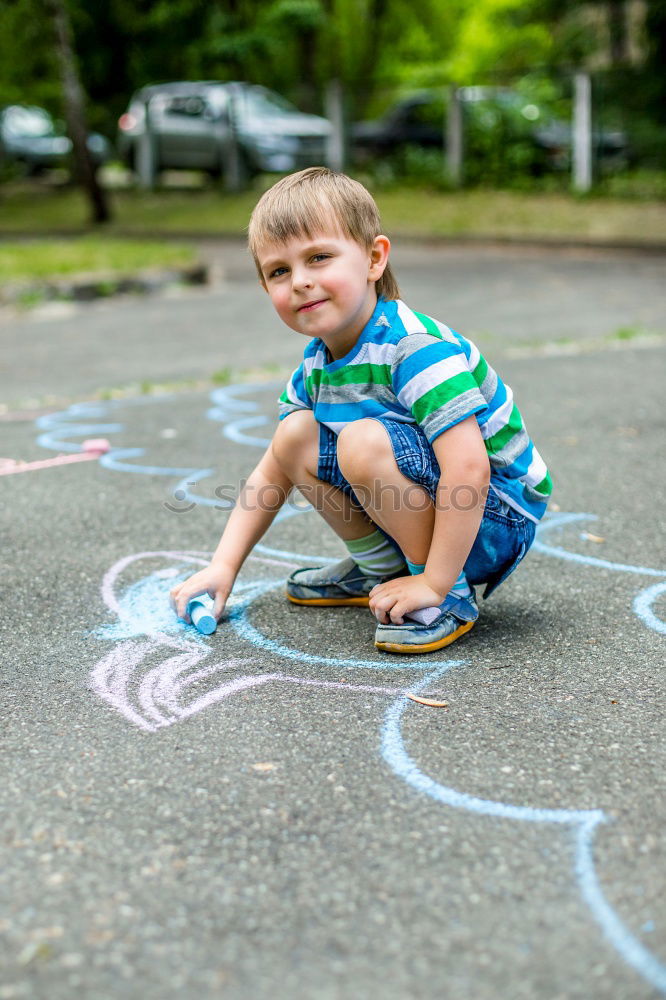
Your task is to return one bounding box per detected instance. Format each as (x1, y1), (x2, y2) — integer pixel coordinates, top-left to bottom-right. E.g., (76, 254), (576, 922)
(272, 409), (318, 471)
(337, 419), (393, 479)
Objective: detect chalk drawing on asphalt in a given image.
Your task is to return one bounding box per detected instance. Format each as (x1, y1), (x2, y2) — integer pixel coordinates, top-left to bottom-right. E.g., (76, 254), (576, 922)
(91, 549), (426, 733)
(31, 383), (666, 993)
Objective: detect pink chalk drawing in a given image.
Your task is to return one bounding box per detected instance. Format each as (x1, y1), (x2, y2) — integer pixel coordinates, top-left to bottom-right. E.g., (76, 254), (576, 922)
(91, 549), (403, 732)
(0, 438), (110, 476)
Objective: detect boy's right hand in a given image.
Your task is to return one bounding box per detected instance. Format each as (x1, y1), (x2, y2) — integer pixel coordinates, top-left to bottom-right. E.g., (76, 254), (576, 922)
(169, 564), (236, 624)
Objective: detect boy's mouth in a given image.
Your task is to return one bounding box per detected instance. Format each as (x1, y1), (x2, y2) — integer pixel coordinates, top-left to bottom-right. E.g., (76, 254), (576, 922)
(297, 298), (327, 313)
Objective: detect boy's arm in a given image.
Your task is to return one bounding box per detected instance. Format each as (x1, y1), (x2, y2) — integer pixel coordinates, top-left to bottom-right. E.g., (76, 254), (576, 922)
(425, 415), (490, 595)
(369, 416), (490, 624)
(170, 440), (292, 622)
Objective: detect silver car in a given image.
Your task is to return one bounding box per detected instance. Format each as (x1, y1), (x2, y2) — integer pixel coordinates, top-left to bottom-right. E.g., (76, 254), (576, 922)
(0, 104), (111, 174)
(118, 81), (331, 178)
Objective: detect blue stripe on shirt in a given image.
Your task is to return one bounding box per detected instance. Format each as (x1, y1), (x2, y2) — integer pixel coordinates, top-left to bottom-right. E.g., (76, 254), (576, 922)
(392, 341), (464, 395)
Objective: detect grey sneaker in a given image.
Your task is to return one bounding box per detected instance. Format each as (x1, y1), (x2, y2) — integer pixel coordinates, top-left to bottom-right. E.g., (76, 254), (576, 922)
(374, 591), (478, 654)
(286, 556), (407, 607)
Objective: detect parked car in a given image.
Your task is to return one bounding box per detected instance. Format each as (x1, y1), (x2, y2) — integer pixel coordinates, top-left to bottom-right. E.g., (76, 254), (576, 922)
(352, 92), (446, 157)
(0, 104), (111, 174)
(351, 88), (627, 173)
(117, 81), (331, 179)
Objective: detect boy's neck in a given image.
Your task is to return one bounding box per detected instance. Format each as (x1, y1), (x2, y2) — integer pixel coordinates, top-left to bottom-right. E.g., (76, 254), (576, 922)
(321, 291), (380, 361)
(324, 333), (362, 362)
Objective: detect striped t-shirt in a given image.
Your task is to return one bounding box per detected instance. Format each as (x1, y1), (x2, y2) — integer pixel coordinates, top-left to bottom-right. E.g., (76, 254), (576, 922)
(279, 297), (552, 522)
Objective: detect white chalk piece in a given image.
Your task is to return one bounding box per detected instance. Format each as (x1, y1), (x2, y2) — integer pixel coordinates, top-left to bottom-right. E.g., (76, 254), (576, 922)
(187, 597), (217, 635)
(405, 606), (441, 626)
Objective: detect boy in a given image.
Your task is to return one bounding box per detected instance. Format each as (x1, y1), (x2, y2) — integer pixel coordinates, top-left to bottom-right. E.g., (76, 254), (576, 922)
(170, 167), (551, 654)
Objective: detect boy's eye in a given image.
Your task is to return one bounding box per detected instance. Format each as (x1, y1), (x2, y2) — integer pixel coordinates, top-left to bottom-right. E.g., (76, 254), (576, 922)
(311, 253), (331, 263)
(268, 266), (288, 279)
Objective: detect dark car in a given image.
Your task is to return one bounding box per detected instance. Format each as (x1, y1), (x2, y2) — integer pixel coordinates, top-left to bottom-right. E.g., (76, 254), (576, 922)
(351, 88), (627, 173)
(352, 92), (447, 157)
(0, 104), (111, 174)
(117, 81), (331, 179)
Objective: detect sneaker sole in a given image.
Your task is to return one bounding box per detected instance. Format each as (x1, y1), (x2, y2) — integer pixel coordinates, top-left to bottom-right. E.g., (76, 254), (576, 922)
(375, 619), (475, 654)
(286, 593), (370, 607)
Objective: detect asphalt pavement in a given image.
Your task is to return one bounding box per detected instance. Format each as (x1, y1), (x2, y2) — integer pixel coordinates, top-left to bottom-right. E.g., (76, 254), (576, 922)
(1, 241), (665, 1000)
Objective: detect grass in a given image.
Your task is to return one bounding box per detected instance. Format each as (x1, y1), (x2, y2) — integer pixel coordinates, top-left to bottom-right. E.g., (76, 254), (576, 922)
(612, 324), (644, 340)
(1, 178), (666, 246)
(0, 183), (256, 236)
(375, 188), (666, 243)
(0, 235), (197, 283)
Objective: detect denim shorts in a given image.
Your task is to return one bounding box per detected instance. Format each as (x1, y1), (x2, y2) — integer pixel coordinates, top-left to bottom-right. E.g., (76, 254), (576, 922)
(317, 418), (536, 599)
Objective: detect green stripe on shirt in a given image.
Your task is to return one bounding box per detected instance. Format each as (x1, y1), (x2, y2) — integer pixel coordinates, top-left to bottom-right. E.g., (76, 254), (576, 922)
(534, 472), (553, 496)
(413, 310), (444, 339)
(305, 362), (393, 396)
(411, 372), (481, 425)
(484, 404), (524, 456)
(472, 355), (489, 386)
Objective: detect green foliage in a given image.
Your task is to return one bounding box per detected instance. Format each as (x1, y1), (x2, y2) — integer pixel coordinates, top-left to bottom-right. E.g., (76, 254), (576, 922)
(447, 0), (555, 83)
(0, 0), (61, 109)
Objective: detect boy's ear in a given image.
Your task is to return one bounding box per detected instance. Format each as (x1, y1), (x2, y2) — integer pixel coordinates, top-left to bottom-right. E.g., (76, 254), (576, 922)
(369, 235), (391, 281)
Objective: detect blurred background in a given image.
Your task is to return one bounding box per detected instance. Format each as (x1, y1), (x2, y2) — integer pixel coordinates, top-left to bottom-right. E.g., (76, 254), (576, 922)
(0, 0), (665, 254)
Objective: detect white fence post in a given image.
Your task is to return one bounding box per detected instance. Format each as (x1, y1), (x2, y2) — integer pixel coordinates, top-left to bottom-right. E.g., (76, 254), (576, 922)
(446, 85), (463, 187)
(224, 89), (245, 193)
(325, 79), (346, 172)
(573, 71), (593, 192)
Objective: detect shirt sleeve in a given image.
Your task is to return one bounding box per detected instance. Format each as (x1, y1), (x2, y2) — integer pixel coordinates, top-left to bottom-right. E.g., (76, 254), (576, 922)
(278, 363), (312, 420)
(391, 333), (487, 442)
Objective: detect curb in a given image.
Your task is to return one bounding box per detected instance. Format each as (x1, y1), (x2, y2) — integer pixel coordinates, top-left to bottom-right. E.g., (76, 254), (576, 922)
(0, 263), (208, 307)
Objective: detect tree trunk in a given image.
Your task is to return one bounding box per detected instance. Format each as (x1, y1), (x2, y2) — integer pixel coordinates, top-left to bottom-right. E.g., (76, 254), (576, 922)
(44, 0), (110, 224)
(298, 29), (317, 113)
(607, 0), (628, 65)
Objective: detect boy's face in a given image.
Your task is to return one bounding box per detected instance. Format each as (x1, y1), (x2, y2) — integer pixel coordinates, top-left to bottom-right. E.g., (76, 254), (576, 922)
(256, 227), (389, 360)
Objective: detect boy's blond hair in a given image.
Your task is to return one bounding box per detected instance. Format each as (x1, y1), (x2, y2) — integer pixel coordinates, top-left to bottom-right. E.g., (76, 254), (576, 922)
(248, 167), (400, 301)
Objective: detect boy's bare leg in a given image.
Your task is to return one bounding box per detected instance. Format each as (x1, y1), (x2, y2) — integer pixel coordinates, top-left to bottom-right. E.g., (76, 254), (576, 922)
(271, 410), (375, 542)
(336, 419), (435, 565)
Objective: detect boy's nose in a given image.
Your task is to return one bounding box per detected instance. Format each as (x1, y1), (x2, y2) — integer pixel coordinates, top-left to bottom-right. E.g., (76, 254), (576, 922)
(291, 266), (313, 290)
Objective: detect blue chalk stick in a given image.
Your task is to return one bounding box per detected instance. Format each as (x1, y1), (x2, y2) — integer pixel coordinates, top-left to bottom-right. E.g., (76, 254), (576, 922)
(187, 597), (217, 635)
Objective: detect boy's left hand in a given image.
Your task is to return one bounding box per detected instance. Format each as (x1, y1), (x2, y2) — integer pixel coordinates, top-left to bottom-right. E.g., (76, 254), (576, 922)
(369, 574), (444, 625)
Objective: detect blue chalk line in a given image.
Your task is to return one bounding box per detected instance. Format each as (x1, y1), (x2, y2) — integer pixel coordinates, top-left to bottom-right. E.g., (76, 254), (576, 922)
(381, 667), (666, 992)
(208, 382), (277, 447)
(633, 581), (666, 635)
(535, 513), (666, 578)
(228, 580), (461, 673)
(382, 666), (602, 825)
